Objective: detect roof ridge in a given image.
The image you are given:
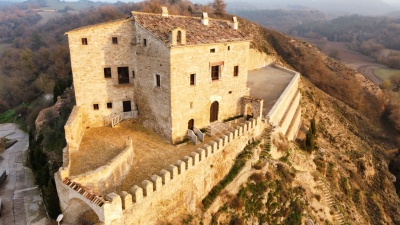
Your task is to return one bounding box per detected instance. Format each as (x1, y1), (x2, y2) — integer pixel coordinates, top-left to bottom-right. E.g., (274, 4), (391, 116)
(132, 11), (234, 23)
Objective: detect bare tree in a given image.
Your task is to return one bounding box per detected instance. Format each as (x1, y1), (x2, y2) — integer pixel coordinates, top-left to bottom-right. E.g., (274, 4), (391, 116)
(212, 0), (226, 14)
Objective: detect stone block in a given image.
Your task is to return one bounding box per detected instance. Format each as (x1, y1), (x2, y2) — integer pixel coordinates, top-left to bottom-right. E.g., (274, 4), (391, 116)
(175, 160), (186, 174)
(183, 156), (193, 169)
(203, 145), (212, 157)
(223, 135), (229, 147)
(238, 126), (243, 136)
(159, 169), (171, 185)
(196, 148), (206, 161)
(150, 175), (162, 191)
(120, 191), (132, 209)
(228, 132), (234, 142)
(190, 152), (199, 165)
(243, 123), (248, 132)
(209, 141), (218, 153)
(167, 164), (178, 179)
(234, 129), (238, 139)
(129, 185), (143, 203)
(142, 180), (153, 197)
(216, 138), (223, 150)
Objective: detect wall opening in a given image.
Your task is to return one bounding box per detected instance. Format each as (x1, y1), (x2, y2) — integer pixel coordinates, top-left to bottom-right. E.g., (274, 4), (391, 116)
(123, 101), (131, 112)
(210, 101), (219, 122)
(188, 119), (194, 130)
(177, 30), (182, 44)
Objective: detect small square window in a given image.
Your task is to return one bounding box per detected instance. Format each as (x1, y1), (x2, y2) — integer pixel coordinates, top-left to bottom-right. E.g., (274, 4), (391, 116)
(234, 66), (239, 77)
(155, 74), (161, 87)
(107, 102), (112, 109)
(143, 39), (147, 46)
(112, 37), (118, 44)
(93, 104), (99, 110)
(210, 48), (215, 53)
(82, 38), (88, 45)
(229, 91), (232, 94)
(104, 67), (111, 78)
(190, 74), (196, 86)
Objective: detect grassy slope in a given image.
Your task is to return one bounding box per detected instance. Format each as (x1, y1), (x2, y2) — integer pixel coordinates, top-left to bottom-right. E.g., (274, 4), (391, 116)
(375, 68), (400, 81)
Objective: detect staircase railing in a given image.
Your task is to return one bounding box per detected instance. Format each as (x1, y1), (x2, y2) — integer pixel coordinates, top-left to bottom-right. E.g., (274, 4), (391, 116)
(193, 127), (204, 142)
(110, 111), (137, 127)
(187, 129), (198, 145)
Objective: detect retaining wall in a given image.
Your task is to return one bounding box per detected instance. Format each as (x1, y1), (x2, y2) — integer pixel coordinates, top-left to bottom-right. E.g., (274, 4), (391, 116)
(69, 137), (134, 193)
(64, 106), (87, 154)
(57, 117), (264, 225)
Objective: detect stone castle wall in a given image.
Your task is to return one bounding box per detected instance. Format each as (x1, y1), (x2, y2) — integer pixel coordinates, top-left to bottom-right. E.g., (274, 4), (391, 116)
(68, 137), (134, 194)
(67, 19), (136, 127)
(64, 106), (87, 155)
(170, 42), (250, 142)
(56, 118), (264, 224)
(133, 25), (172, 141)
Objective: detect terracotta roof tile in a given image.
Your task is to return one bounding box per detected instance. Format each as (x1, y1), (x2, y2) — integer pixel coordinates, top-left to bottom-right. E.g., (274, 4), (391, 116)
(133, 12), (251, 46)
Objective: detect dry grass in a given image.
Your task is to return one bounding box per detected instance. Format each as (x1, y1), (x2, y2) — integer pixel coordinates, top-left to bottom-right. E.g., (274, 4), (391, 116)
(69, 119), (239, 194)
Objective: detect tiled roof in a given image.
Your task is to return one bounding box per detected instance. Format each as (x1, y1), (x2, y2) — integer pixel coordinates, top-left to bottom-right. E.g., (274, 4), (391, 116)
(133, 12), (251, 46)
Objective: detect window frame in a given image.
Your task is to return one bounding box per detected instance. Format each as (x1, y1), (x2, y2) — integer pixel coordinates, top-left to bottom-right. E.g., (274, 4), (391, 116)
(190, 74), (196, 86)
(107, 102), (113, 109)
(210, 48), (216, 53)
(112, 37), (118, 44)
(234, 66), (239, 77)
(117, 66), (130, 84)
(93, 104), (99, 110)
(155, 74), (161, 87)
(211, 65), (220, 81)
(82, 38), (88, 45)
(104, 67), (112, 78)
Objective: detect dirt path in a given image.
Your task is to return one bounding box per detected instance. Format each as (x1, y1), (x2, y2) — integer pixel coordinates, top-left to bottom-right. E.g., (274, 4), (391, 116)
(305, 39), (387, 86)
(0, 124), (49, 225)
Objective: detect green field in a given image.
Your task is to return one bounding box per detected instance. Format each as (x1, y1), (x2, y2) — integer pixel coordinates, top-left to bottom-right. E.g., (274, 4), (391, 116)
(375, 68), (400, 81)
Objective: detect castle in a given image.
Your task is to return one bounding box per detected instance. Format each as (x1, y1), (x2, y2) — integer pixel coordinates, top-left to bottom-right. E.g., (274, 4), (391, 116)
(67, 7), (251, 143)
(55, 8), (302, 224)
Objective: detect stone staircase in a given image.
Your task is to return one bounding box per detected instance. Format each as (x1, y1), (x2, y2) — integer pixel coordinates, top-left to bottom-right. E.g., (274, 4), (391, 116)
(260, 126), (272, 159)
(206, 121), (231, 136)
(316, 179), (346, 225)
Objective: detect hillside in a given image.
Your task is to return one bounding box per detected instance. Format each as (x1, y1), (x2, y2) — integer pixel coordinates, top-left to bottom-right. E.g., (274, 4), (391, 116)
(1, 1), (399, 223)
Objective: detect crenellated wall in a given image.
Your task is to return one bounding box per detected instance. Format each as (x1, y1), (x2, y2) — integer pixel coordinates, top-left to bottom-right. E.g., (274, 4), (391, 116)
(56, 117), (264, 225)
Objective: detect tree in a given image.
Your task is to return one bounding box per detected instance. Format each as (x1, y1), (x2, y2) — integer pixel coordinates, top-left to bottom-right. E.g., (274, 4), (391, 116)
(212, 0), (226, 14)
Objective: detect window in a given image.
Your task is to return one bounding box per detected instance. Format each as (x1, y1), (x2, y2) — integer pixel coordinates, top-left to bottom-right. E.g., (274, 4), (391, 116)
(93, 104), (99, 110)
(104, 67), (111, 78)
(228, 46), (230, 51)
(211, 65), (220, 81)
(112, 37), (118, 44)
(210, 48), (215, 53)
(118, 67), (129, 84)
(143, 39), (147, 46)
(132, 71), (135, 79)
(107, 102), (112, 109)
(155, 74), (161, 87)
(177, 31), (182, 43)
(234, 66), (239, 77)
(190, 74), (196, 86)
(190, 102), (193, 109)
(82, 38), (88, 45)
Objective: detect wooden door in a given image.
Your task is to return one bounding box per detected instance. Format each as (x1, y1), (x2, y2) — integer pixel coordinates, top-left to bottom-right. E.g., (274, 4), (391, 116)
(210, 101), (219, 122)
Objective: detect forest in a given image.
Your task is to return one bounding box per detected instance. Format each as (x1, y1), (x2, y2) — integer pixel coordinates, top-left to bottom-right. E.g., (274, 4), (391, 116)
(290, 15), (400, 69)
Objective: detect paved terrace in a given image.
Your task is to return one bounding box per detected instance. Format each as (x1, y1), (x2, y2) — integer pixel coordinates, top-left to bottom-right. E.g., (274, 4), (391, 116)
(247, 66), (294, 116)
(69, 66), (294, 195)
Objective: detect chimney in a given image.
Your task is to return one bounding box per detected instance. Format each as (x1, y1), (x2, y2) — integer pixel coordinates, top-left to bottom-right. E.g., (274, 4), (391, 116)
(231, 16), (238, 30)
(162, 6), (168, 17)
(201, 12), (209, 26)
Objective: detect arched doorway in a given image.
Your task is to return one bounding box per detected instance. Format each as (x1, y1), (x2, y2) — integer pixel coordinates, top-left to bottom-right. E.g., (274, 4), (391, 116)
(64, 198), (101, 225)
(188, 119), (194, 130)
(210, 101), (219, 122)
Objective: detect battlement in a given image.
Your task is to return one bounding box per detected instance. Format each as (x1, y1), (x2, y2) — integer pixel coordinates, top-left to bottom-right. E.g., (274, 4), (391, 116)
(57, 117), (263, 224)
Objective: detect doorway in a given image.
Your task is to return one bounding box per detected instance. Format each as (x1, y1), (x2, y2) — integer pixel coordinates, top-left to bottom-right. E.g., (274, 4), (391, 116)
(210, 101), (219, 122)
(188, 119), (194, 130)
(123, 101), (131, 112)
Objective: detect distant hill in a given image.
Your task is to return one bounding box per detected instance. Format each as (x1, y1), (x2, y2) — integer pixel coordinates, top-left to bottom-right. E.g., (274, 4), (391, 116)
(236, 9), (327, 33)
(229, 0), (398, 16)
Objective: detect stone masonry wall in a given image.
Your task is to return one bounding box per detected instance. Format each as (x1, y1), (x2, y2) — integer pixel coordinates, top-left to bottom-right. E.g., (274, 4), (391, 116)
(64, 106), (87, 155)
(68, 137), (134, 194)
(134, 24), (172, 141)
(248, 48), (275, 70)
(170, 41), (250, 142)
(67, 19), (136, 127)
(56, 118), (264, 225)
